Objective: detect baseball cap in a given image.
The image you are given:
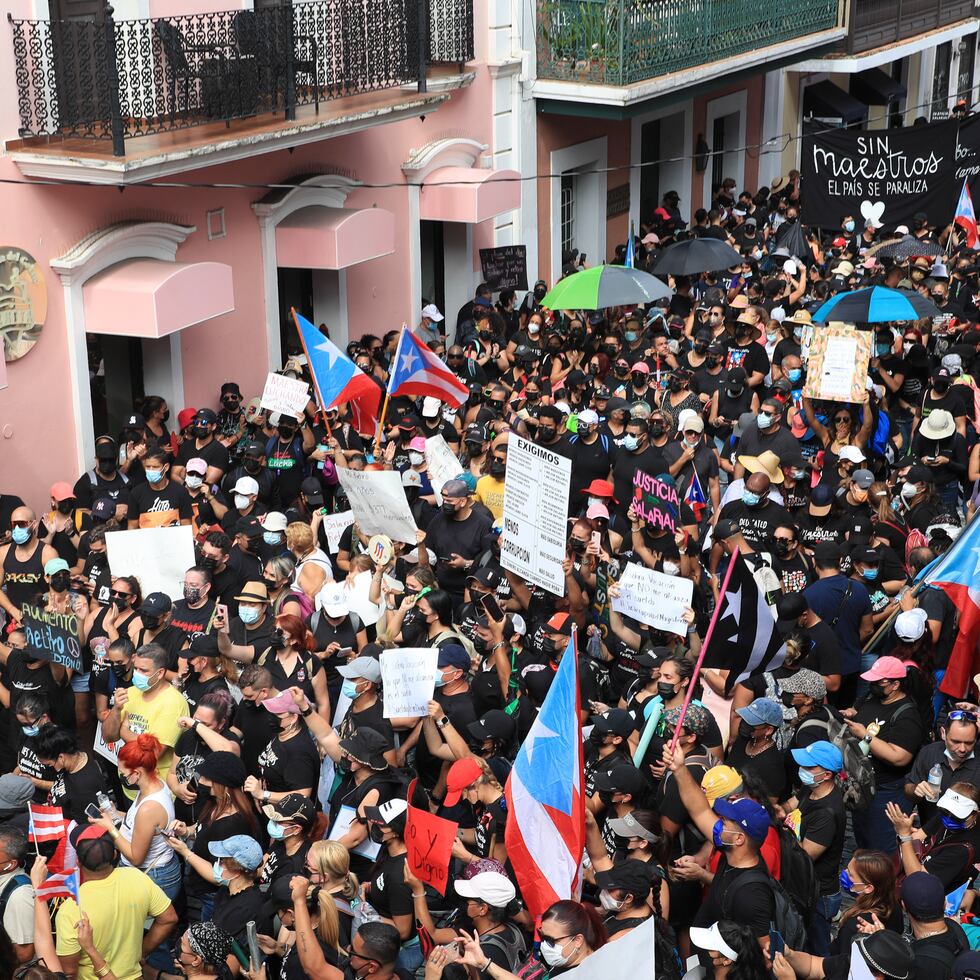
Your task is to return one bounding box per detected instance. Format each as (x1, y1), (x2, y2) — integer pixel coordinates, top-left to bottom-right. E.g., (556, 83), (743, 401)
(363, 798), (409, 827)
(140, 592), (172, 616)
(467, 567), (502, 591)
(91, 498), (115, 521)
(44, 557), (70, 575)
(713, 518), (739, 540)
(195, 408), (218, 425)
(189, 633), (220, 658)
(467, 710), (517, 745)
(593, 764), (646, 798)
(50, 482), (74, 502)
(735, 698), (783, 728)
(791, 740), (844, 773)
(455, 871), (516, 908)
(300, 477), (324, 506)
(232, 476), (259, 496)
(421, 396), (441, 419)
(586, 503), (609, 520)
(838, 445), (866, 464)
(437, 645), (471, 671)
(592, 709), (634, 738)
(465, 423), (488, 443)
(186, 457), (208, 477)
(812, 541), (841, 567)
(860, 655), (908, 681)
(901, 871), (945, 921)
(775, 592), (807, 633)
(895, 608), (928, 642)
(594, 860), (653, 900)
(546, 612), (573, 636)
(577, 409), (599, 426)
(809, 484), (834, 516)
(209, 835), (263, 871)
(606, 810), (659, 843)
(701, 766), (743, 804)
(442, 479), (470, 499)
(402, 470), (422, 488)
(337, 656), (382, 684)
(851, 468), (874, 489)
(262, 794), (316, 826)
(317, 583), (348, 618)
(712, 797), (770, 844)
(422, 304), (444, 322)
(444, 757), (484, 806)
(261, 512), (288, 532)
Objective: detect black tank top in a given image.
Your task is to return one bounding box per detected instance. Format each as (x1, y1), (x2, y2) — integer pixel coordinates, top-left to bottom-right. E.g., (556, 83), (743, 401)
(87, 606), (138, 670)
(2, 541), (45, 611)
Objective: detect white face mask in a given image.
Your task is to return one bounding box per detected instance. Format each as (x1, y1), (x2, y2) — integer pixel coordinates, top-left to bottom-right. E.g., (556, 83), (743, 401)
(900, 481), (919, 499)
(662, 561), (680, 576)
(540, 940), (573, 968)
(409, 451), (424, 466)
(599, 889), (624, 911)
(185, 475), (203, 489)
(234, 494), (251, 511)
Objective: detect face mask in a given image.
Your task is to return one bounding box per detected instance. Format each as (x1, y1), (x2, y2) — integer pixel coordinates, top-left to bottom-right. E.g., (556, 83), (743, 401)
(268, 819), (290, 840)
(622, 435), (639, 451)
(662, 561), (680, 576)
(57, 500), (74, 515)
(110, 662), (131, 681)
(625, 331), (638, 343)
(538, 427), (556, 442)
(568, 537), (587, 555)
(184, 585), (204, 603)
(540, 940), (571, 968)
(781, 691), (796, 709)
(766, 331), (778, 344)
(774, 539), (792, 557)
(712, 819), (734, 850)
(441, 501), (457, 517)
(212, 860), (232, 886)
(490, 459), (506, 477)
(599, 890), (624, 911)
(185, 475), (203, 490)
(234, 494), (252, 511)
(869, 680), (889, 700)
(862, 568), (879, 582)
(409, 452), (424, 466)
(239, 606), (261, 625)
(50, 572), (70, 593)
(941, 813), (968, 831)
(97, 460), (116, 476)
(525, 391), (541, 403)
(132, 670), (154, 692)
(788, 369), (802, 383)
(844, 220), (855, 233)
(649, 422), (666, 438)
(368, 824), (387, 845)
(875, 343), (891, 358)
(264, 531), (282, 547)
(528, 323), (540, 335)
(588, 728), (608, 747)
(145, 469), (164, 484)
(657, 682), (677, 700)
(798, 768), (817, 787)
(341, 679), (361, 700)
(901, 481), (919, 500)
(11, 527), (30, 545)
(21, 724), (39, 737)
(542, 638), (562, 660)
(852, 488), (868, 503)
(839, 869), (861, 894)
(434, 670), (452, 688)
(742, 490), (761, 507)
(757, 412), (772, 429)
(668, 377), (684, 392)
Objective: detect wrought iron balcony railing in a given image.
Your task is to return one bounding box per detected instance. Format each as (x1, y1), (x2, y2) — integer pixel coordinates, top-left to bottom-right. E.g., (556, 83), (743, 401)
(536, 0), (842, 87)
(8, 0), (474, 157)
(846, 0), (974, 55)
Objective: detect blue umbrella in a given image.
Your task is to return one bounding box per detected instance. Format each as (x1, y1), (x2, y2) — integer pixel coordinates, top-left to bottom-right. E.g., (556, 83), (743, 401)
(812, 286), (941, 323)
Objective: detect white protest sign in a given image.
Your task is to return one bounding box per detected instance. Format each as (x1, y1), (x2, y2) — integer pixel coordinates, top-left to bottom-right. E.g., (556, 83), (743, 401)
(500, 435), (571, 595)
(106, 525), (196, 601)
(380, 648), (438, 718)
(329, 804), (382, 859)
(94, 720), (120, 765)
(260, 371), (310, 418)
(337, 468), (418, 544)
(323, 510), (355, 553)
(425, 435), (463, 506)
(612, 563), (693, 635)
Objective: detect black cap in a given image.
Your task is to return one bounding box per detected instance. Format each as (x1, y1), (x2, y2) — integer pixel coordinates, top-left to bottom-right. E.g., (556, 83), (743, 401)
(852, 545), (881, 565)
(236, 516), (263, 537)
(92, 498), (115, 521)
(197, 751), (246, 788)
(812, 541), (842, 568)
(465, 423), (488, 442)
(220, 382), (242, 397)
(244, 441), (266, 457)
(467, 710), (517, 744)
(301, 477), (324, 506)
(566, 370), (587, 387)
(189, 633), (220, 658)
(714, 519), (739, 540)
(196, 408), (218, 424)
(594, 859), (654, 900)
(467, 567), (501, 591)
(594, 764), (646, 797)
(728, 367), (747, 383)
(140, 592), (173, 616)
(592, 708), (634, 738)
(906, 463), (935, 484)
(775, 592), (807, 633)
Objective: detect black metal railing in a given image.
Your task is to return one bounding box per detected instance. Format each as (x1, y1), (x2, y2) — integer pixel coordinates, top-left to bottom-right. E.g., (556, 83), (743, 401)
(8, 0), (474, 156)
(846, 0), (974, 54)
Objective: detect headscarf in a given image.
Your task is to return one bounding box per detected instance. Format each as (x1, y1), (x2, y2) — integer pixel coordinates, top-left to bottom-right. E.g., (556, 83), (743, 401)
(187, 921), (234, 976)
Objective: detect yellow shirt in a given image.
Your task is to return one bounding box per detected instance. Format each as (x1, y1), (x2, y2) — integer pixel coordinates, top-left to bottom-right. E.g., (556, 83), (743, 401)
(474, 475), (506, 522)
(120, 684), (189, 797)
(56, 867), (171, 980)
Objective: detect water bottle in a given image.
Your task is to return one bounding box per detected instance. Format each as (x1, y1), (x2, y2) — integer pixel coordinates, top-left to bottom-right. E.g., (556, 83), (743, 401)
(928, 763), (943, 801)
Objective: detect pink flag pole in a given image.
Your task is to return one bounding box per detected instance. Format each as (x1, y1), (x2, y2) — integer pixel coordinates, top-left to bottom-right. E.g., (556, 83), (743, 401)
(667, 546), (740, 758)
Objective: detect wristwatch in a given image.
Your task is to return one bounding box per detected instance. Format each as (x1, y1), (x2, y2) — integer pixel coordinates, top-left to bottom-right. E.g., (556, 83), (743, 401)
(301, 705), (313, 718)
(262, 790), (271, 802)
(436, 716), (449, 730)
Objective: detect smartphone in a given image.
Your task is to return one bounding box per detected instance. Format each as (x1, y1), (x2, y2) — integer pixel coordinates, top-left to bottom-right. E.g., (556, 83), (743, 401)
(591, 531), (601, 550)
(157, 827), (177, 839)
(769, 928), (785, 956)
(84, 803), (102, 821)
(215, 603), (228, 622)
(479, 592), (503, 622)
(337, 646), (353, 659)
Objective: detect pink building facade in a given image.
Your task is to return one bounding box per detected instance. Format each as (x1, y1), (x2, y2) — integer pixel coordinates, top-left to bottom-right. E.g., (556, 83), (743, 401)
(0, 0), (526, 509)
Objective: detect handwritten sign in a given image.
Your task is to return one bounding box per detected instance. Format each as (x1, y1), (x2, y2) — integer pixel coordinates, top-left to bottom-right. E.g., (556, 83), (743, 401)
(323, 510), (355, 553)
(337, 468), (418, 545)
(632, 470), (679, 532)
(329, 804), (381, 860)
(802, 322), (871, 404)
(425, 435), (463, 507)
(93, 719), (120, 765)
(21, 602), (82, 671)
(260, 371), (310, 418)
(380, 648), (437, 718)
(106, 525), (196, 600)
(479, 245), (528, 291)
(406, 778), (457, 895)
(612, 563), (693, 635)
(500, 436), (571, 595)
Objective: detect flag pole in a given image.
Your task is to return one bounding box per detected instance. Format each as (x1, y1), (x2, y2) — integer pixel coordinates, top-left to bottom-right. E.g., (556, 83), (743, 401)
(375, 327), (406, 456)
(27, 807), (40, 856)
(667, 546), (740, 758)
(291, 308), (332, 440)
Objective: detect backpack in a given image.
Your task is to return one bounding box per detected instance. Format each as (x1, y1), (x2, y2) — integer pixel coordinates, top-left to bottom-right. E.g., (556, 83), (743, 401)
(0, 872), (30, 922)
(479, 923), (528, 974)
(722, 867), (807, 951)
(913, 919), (970, 972)
(775, 824), (820, 917)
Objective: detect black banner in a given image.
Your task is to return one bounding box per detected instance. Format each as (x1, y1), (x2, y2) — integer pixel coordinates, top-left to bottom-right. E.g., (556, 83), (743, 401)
(801, 117), (980, 229)
(479, 245), (528, 292)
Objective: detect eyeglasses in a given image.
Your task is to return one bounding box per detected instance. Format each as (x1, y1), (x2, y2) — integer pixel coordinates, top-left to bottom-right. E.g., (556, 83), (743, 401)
(948, 710), (979, 723)
(10, 520), (30, 529)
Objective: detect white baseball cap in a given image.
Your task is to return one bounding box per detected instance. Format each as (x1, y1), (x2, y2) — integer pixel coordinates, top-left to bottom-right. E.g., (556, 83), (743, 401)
(690, 923), (739, 962)
(421, 396), (441, 418)
(317, 583), (348, 618)
(838, 445), (866, 464)
(455, 872), (516, 909)
(232, 476), (259, 496)
(422, 304), (444, 322)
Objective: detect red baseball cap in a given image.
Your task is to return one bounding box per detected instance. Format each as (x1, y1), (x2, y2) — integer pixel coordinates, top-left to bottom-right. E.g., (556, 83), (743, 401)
(444, 757), (483, 807)
(546, 612), (573, 636)
(50, 482), (75, 502)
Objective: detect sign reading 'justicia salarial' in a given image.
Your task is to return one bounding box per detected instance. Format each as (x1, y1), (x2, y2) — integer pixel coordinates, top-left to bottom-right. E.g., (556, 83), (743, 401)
(801, 116), (980, 229)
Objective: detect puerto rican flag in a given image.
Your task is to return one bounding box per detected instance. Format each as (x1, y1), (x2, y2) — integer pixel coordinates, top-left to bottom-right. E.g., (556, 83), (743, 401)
(292, 310), (381, 437)
(386, 329), (469, 407)
(926, 514), (980, 697)
(504, 635), (585, 919)
(28, 804), (67, 843)
(37, 867), (80, 902)
(684, 471), (708, 523)
(955, 178), (979, 249)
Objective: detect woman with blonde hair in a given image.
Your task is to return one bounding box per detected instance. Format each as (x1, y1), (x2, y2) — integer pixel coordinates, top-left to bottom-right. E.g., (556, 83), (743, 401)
(304, 839), (360, 947)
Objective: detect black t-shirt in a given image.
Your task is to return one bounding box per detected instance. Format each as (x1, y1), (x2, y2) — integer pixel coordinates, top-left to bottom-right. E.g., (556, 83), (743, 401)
(261, 838), (312, 886)
(726, 739), (787, 801)
(724, 342), (769, 380)
(169, 599), (216, 644)
(188, 811), (258, 897)
(920, 821), (980, 891)
(773, 551), (814, 593)
(212, 885), (270, 945)
(172, 727), (214, 824)
(232, 699), (280, 774)
(718, 498), (791, 549)
(568, 435), (614, 502)
(367, 851), (414, 934)
(6, 652), (73, 728)
(799, 785), (845, 895)
(311, 613), (362, 687)
(416, 687), (478, 788)
(854, 695), (926, 781)
(47, 752), (108, 825)
(73, 470), (131, 512)
(655, 757), (710, 858)
(796, 512), (848, 549)
(176, 438), (231, 475)
(128, 480), (192, 528)
(611, 445), (668, 519)
(17, 733), (55, 802)
(337, 698), (395, 751)
(425, 511), (495, 594)
(258, 730), (321, 794)
(694, 859), (775, 939)
(474, 796), (507, 858)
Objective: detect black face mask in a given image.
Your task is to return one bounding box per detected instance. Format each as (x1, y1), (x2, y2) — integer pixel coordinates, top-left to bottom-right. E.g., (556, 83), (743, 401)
(141, 614), (161, 631)
(490, 459), (506, 477)
(649, 422), (666, 438)
(368, 824), (387, 845)
(597, 789), (616, 806)
(668, 378), (685, 392)
(869, 680), (889, 700)
(738, 720), (755, 739)
(568, 537), (587, 555)
(538, 427), (556, 442)
(780, 692), (796, 709)
(441, 502), (457, 517)
(50, 572), (70, 593)
(542, 637), (562, 659)
(614, 365), (629, 378)
(603, 345), (619, 357)
(706, 355), (722, 368)
(525, 390), (541, 403)
(112, 596), (129, 610)
(97, 460), (116, 476)
(278, 425), (297, 440)
(202, 556), (220, 571)
(244, 458), (262, 474)
(774, 539), (793, 557)
(57, 501), (74, 515)
(110, 662), (131, 682)
(194, 424), (210, 439)
(588, 728), (608, 747)
(657, 682), (677, 701)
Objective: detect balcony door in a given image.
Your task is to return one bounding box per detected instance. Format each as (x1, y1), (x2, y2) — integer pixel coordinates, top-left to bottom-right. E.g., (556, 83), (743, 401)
(48, 0), (108, 135)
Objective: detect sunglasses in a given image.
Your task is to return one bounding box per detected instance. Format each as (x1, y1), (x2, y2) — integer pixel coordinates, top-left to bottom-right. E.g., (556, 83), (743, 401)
(111, 589), (131, 599)
(11, 520), (30, 529)
(948, 710), (979, 723)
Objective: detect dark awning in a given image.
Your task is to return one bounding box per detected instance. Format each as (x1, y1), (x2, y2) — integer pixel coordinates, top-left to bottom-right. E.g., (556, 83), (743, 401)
(803, 79), (867, 124)
(851, 67), (907, 106)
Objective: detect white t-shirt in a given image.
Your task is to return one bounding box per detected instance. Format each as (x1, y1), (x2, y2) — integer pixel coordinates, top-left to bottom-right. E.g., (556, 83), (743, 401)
(0, 869), (34, 945)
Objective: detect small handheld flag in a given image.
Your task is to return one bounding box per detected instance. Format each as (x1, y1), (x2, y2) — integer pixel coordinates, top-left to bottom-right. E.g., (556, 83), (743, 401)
(955, 178), (979, 249)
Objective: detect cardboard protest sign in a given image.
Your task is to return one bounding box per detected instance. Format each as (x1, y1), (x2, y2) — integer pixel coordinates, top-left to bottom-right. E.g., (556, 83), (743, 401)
(106, 525), (196, 601)
(612, 563), (693, 635)
(632, 470), (679, 532)
(260, 371), (310, 418)
(406, 779), (457, 894)
(21, 601), (82, 671)
(425, 435), (464, 506)
(500, 436), (571, 595)
(322, 510), (355, 553)
(380, 648), (438, 718)
(802, 322), (871, 404)
(94, 720), (120, 765)
(337, 468), (418, 545)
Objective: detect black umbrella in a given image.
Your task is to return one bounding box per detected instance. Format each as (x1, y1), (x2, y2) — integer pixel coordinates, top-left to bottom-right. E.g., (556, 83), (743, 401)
(650, 237), (743, 275)
(873, 235), (944, 260)
(775, 220), (810, 262)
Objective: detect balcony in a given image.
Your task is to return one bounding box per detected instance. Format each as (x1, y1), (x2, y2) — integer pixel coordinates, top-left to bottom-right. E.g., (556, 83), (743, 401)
(846, 0), (975, 54)
(6, 0), (473, 181)
(535, 0), (844, 92)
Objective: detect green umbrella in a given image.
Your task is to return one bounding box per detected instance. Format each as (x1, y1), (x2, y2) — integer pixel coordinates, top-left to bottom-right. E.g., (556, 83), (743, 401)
(541, 265), (671, 311)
